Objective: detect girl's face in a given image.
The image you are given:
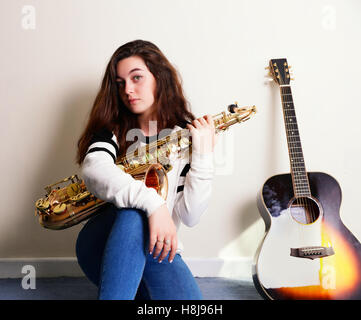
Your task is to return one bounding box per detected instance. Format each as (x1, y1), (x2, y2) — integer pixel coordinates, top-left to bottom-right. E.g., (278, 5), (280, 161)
(116, 56), (157, 119)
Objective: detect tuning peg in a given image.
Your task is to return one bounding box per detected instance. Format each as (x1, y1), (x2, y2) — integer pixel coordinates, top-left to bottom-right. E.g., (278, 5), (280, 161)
(287, 74), (294, 80)
(264, 71), (272, 77)
(265, 66), (270, 70)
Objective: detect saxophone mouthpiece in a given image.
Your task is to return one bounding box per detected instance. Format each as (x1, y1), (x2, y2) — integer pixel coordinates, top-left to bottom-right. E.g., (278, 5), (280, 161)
(228, 103), (238, 113)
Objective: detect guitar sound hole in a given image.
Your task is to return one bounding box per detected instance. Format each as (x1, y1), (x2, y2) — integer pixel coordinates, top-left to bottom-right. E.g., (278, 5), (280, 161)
(289, 197), (320, 224)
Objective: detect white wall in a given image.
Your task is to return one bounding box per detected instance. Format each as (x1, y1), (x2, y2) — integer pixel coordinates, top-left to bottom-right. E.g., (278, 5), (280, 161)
(1, 0), (360, 279)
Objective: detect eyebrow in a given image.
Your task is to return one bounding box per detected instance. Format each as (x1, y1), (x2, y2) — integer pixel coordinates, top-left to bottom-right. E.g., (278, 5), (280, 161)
(116, 68), (144, 80)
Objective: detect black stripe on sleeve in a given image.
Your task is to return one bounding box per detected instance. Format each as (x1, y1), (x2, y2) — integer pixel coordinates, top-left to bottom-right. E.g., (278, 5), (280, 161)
(180, 164), (190, 177)
(90, 137), (119, 157)
(90, 129), (119, 157)
(177, 185), (184, 193)
(86, 147), (116, 163)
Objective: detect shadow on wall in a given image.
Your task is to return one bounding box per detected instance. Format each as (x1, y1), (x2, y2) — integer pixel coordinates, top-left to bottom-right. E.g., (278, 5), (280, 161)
(218, 199), (264, 255)
(0, 84), (97, 258)
(265, 77), (283, 174)
(216, 80), (283, 279)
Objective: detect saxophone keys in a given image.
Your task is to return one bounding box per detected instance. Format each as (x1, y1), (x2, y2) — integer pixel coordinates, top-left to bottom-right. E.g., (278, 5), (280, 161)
(35, 198), (50, 211)
(70, 191), (91, 203)
(179, 137), (190, 149)
(66, 183), (81, 197)
(53, 203), (67, 215)
(131, 160), (140, 168)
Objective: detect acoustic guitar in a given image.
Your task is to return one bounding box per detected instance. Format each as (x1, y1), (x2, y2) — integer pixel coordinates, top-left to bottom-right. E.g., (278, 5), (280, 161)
(252, 58), (361, 299)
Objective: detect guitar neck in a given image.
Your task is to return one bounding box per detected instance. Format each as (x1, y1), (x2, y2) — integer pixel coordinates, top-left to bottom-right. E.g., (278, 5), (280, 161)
(280, 85), (311, 197)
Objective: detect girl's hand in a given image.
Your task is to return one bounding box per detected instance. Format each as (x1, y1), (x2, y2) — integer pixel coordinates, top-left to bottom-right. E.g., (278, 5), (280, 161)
(186, 115), (216, 154)
(148, 204), (178, 263)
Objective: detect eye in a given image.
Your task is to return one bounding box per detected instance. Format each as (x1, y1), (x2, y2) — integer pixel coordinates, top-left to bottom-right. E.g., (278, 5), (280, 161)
(133, 75), (142, 81)
(116, 80), (125, 88)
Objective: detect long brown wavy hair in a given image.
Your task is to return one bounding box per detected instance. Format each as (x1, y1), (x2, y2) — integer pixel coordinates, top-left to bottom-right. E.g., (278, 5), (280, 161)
(76, 40), (195, 165)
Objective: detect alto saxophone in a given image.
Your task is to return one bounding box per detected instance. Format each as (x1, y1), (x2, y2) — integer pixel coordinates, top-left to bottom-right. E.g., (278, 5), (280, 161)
(35, 103), (256, 230)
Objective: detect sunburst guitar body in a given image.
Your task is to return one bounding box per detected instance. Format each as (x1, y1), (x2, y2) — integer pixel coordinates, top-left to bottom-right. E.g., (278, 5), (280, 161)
(253, 59), (361, 300)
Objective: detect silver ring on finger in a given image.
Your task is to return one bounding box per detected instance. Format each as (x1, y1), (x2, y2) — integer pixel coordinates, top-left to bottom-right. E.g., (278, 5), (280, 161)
(164, 239), (171, 245)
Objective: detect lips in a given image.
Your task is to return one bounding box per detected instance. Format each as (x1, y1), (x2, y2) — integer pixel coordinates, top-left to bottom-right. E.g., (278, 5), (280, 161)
(128, 98), (140, 104)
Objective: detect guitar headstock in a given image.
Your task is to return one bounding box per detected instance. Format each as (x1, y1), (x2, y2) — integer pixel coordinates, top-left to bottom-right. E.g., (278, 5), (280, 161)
(267, 58), (293, 85)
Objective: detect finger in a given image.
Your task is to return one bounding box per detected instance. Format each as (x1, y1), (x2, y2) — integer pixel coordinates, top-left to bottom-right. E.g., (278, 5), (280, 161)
(168, 237), (178, 263)
(159, 238), (171, 262)
(198, 117), (207, 127)
(149, 233), (157, 254)
(192, 119), (201, 128)
(186, 123), (195, 132)
(153, 238), (164, 259)
(204, 114), (214, 127)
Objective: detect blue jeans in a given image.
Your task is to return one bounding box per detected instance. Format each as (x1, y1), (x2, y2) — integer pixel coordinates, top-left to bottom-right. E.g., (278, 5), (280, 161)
(75, 204), (203, 300)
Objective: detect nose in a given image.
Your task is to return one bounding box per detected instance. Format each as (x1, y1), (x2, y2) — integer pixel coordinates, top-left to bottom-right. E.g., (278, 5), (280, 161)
(124, 80), (134, 95)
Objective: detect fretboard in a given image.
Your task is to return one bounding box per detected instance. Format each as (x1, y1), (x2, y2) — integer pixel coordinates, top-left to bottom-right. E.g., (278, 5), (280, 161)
(280, 85), (311, 197)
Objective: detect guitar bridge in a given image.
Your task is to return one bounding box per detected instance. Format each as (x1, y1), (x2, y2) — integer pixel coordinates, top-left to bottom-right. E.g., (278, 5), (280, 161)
(290, 246), (335, 260)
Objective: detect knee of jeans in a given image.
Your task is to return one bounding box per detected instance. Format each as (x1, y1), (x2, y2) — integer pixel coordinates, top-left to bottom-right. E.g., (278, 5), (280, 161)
(117, 207), (146, 215)
(117, 208), (146, 221)
(114, 208), (148, 231)
(109, 208), (150, 252)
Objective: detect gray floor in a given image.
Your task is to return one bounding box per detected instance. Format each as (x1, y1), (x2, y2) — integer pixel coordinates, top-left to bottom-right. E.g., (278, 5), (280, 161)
(0, 277), (262, 300)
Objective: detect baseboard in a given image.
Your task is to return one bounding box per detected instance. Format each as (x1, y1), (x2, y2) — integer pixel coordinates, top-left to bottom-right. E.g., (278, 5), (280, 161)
(0, 258), (84, 279)
(184, 257), (253, 281)
(0, 257), (253, 281)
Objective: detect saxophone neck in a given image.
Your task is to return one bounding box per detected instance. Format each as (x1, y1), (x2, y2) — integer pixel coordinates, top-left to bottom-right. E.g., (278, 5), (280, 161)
(213, 104), (257, 132)
(117, 103), (256, 167)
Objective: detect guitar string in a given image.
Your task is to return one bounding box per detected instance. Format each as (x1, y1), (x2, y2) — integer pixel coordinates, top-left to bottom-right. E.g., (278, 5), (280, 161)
(284, 83), (320, 249)
(282, 84), (311, 247)
(280, 86), (299, 214)
(284, 81), (325, 254)
(281, 85), (315, 224)
(280, 84), (305, 246)
(282, 86), (310, 223)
